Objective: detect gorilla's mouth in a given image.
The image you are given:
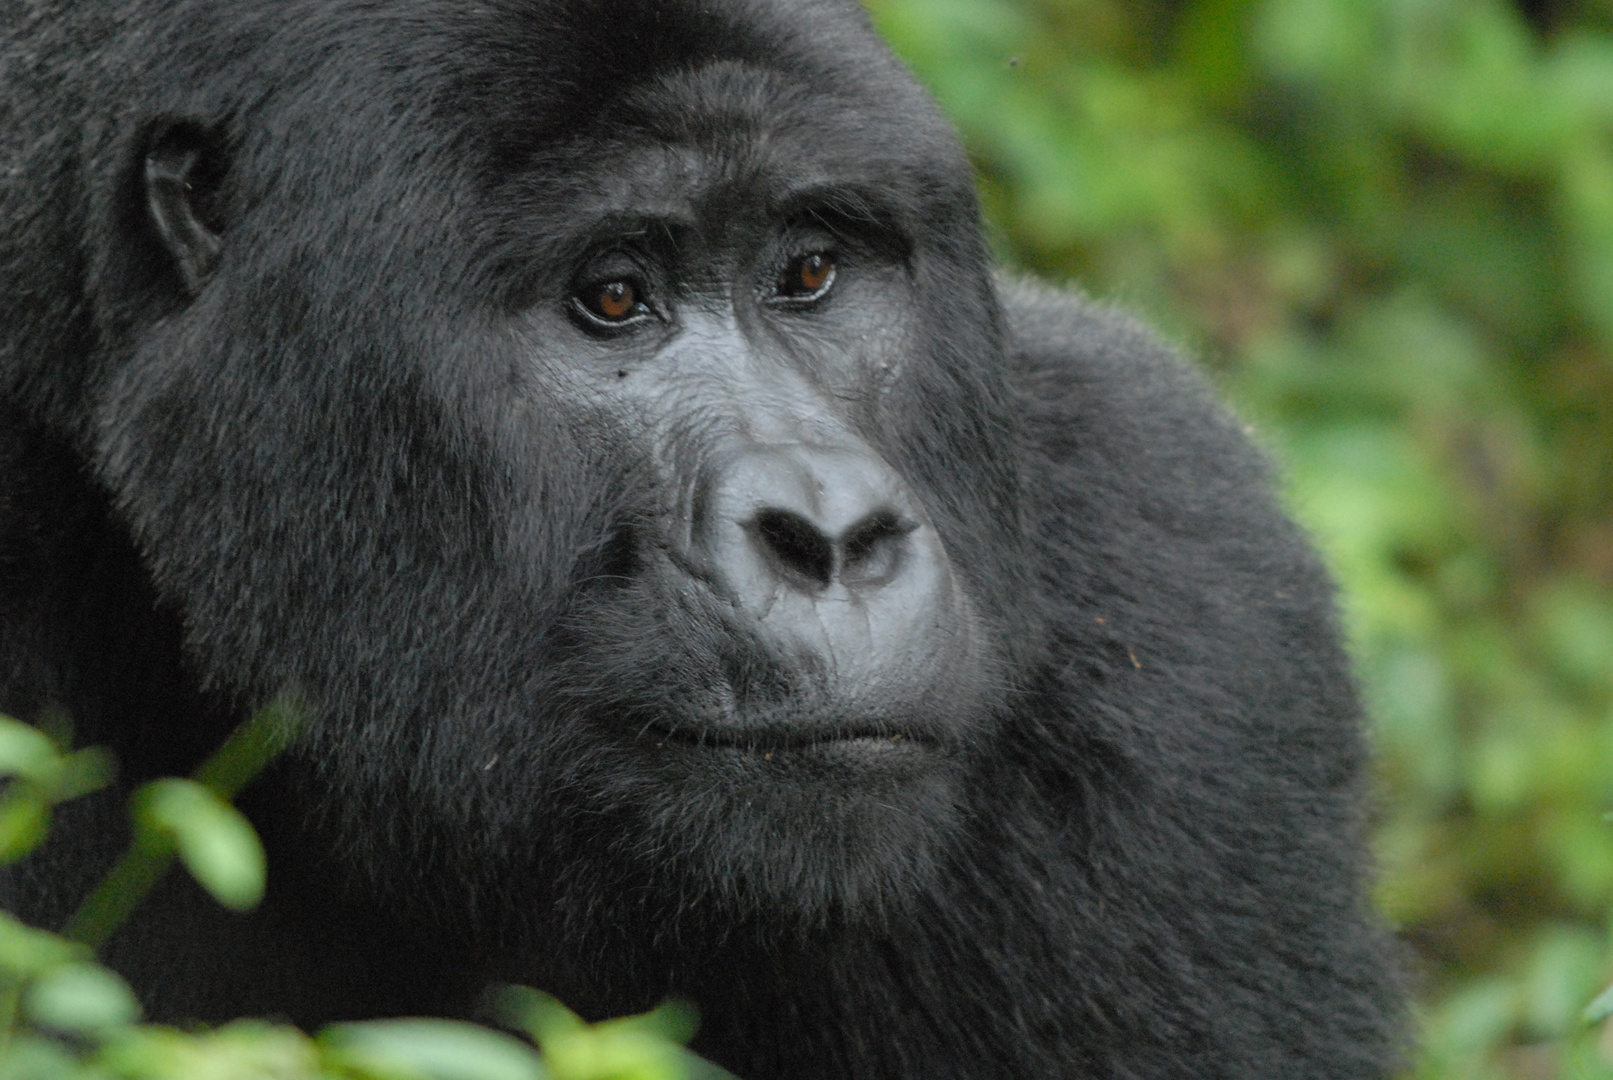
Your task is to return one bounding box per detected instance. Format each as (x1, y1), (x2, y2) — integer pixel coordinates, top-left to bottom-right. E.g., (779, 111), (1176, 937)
(643, 720), (923, 753)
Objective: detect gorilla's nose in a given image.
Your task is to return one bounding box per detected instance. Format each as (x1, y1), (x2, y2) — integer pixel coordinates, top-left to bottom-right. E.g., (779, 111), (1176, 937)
(689, 442), (960, 673)
(699, 444), (922, 596)
(748, 504), (913, 591)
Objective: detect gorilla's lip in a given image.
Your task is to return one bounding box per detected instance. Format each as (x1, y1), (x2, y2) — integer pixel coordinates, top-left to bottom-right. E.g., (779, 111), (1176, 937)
(642, 721), (921, 752)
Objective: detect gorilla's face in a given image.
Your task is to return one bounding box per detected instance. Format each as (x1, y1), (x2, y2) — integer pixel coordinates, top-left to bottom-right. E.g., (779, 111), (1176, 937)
(112, 32), (1020, 929)
(499, 65), (1009, 919)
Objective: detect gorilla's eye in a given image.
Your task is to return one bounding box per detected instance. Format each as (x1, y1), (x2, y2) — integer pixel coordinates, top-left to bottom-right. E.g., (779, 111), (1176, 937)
(777, 252), (835, 301)
(576, 279), (650, 326)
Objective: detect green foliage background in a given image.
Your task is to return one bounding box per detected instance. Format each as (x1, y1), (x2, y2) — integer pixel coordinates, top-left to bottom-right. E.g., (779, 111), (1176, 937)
(865, 0), (1613, 1074)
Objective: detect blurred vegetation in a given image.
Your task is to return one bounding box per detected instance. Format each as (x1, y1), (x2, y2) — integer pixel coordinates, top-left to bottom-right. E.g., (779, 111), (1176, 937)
(0, 710), (722, 1080)
(864, 0), (1613, 1074)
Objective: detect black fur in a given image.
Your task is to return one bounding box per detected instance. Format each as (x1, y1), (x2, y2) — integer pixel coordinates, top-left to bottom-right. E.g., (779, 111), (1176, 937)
(0, 1), (1403, 1076)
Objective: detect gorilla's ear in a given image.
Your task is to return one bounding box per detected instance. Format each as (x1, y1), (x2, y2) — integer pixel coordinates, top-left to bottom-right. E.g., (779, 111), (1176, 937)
(143, 125), (226, 295)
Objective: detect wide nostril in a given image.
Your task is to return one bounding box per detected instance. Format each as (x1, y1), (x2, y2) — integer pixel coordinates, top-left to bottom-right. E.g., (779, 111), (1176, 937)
(838, 509), (912, 587)
(751, 508), (834, 589)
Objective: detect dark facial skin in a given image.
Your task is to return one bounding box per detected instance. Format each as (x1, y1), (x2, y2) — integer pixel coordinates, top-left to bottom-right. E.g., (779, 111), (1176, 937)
(499, 139), (998, 919)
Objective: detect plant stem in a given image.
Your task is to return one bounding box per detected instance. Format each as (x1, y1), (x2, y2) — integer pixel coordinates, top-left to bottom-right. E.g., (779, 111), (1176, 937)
(61, 833), (175, 951)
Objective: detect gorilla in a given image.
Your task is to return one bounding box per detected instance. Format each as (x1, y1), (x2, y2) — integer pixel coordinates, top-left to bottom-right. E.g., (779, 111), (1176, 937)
(0, 0), (1403, 1076)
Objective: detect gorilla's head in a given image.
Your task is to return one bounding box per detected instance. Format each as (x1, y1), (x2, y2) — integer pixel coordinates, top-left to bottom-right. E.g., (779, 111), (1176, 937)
(95, 0), (1026, 935)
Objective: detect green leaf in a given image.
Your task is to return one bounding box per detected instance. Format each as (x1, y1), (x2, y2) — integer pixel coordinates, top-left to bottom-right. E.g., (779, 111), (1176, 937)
(541, 1027), (689, 1080)
(0, 794), (50, 865)
(499, 990), (706, 1080)
(593, 1001), (698, 1047)
(1252, 0), (1376, 86)
(0, 1033), (88, 1080)
(98, 1019), (315, 1080)
(1585, 981), (1613, 1024)
(1523, 924), (1607, 1037)
(134, 779), (265, 911)
(0, 720), (61, 786)
(50, 747), (115, 804)
(24, 961), (141, 1035)
(322, 1020), (548, 1080)
(0, 911), (89, 977)
(497, 988), (587, 1046)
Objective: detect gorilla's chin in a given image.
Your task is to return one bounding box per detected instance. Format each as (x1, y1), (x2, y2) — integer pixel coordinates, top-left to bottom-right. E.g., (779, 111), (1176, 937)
(622, 732), (970, 925)
(541, 593), (976, 921)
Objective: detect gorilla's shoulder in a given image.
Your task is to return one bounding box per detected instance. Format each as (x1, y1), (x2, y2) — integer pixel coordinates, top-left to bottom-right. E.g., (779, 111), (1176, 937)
(1002, 277), (1270, 511)
(1000, 278), (1364, 786)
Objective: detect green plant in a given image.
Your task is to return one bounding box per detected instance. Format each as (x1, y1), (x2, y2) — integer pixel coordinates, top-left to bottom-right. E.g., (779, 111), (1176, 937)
(0, 706), (726, 1080)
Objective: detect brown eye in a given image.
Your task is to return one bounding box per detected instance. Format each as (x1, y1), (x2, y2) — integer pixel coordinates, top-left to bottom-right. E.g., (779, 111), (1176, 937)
(778, 252), (835, 299)
(579, 279), (646, 323)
